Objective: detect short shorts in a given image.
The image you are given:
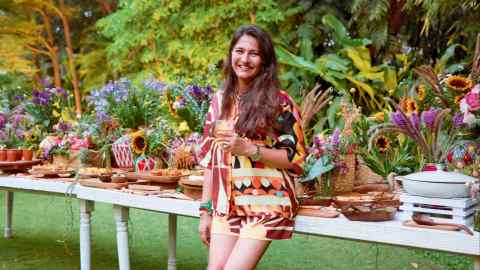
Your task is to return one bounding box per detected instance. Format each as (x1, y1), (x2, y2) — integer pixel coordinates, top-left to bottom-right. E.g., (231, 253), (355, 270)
(211, 214), (295, 241)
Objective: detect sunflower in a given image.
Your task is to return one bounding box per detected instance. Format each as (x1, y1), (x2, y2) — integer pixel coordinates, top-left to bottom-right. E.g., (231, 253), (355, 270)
(400, 97), (418, 116)
(374, 135), (390, 153)
(131, 130), (147, 155)
(445, 75), (473, 92)
(417, 84), (426, 101)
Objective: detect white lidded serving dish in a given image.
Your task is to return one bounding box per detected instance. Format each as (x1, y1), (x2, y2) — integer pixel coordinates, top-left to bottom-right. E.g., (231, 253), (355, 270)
(395, 171), (476, 198)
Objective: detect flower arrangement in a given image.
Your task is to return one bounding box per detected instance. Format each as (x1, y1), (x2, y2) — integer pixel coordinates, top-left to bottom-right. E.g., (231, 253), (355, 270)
(459, 83), (480, 125)
(369, 104), (465, 166)
(352, 115), (416, 178)
(24, 87), (72, 131)
(87, 78), (165, 129)
(146, 120), (178, 166)
(166, 81), (212, 133)
(300, 129), (350, 183)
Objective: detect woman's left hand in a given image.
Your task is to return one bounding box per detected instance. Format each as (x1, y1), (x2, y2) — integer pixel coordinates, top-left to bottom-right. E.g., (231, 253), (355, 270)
(223, 134), (255, 156)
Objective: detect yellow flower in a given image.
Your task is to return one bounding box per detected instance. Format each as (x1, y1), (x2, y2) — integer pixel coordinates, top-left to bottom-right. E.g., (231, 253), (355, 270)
(417, 84), (426, 101)
(131, 130), (147, 155)
(374, 135), (390, 153)
(400, 97), (418, 116)
(178, 121), (190, 133)
(445, 75), (473, 92)
(406, 99), (418, 115)
(368, 112), (385, 122)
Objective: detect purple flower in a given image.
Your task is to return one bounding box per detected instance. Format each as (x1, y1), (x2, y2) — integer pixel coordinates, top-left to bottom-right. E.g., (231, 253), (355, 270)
(0, 130), (7, 141)
(11, 114), (24, 129)
(143, 79), (167, 92)
(14, 95), (24, 102)
(15, 129), (24, 140)
(453, 113), (464, 128)
(55, 88), (68, 98)
(410, 112), (420, 130)
(32, 90), (52, 106)
(173, 96), (187, 109)
(421, 108), (440, 130)
(204, 85), (212, 96)
(390, 111), (410, 130)
(188, 85), (203, 98)
(331, 128), (340, 147)
(56, 121), (71, 133)
(0, 115), (5, 129)
(39, 77), (52, 88)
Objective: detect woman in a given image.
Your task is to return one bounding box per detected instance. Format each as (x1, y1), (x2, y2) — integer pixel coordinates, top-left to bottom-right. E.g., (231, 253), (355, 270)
(198, 24), (306, 270)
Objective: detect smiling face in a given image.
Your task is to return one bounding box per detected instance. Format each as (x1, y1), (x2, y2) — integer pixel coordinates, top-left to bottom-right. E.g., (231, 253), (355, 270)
(231, 34), (262, 89)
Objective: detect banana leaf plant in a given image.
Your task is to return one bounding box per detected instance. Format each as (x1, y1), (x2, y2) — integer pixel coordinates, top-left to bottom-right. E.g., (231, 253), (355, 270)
(276, 14), (402, 112)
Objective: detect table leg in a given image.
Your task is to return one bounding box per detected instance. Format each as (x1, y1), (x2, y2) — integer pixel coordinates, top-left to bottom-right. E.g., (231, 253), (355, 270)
(168, 214), (177, 270)
(80, 200), (94, 270)
(474, 256), (480, 270)
(113, 205), (130, 270)
(4, 191), (13, 238)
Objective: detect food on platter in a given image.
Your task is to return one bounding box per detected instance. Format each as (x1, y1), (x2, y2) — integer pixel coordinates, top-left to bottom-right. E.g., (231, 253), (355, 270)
(79, 167), (112, 175)
(29, 164), (74, 177)
(333, 192), (399, 221)
(31, 164), (69, 171)
(150, 169), (190, 177)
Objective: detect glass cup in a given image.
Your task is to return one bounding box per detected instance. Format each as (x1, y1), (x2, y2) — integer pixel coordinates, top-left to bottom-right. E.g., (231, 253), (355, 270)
(212, 120), (235, 138)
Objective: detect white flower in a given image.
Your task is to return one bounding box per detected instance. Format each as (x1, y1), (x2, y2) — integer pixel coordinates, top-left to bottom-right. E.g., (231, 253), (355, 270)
(463, 112), (476, 125)
(460, 98), (469, 113)
(472, 84), (480, 94)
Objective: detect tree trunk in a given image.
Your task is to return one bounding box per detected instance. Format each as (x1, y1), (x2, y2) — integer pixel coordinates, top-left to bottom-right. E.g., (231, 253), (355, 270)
(50, 0), (82, 116)
(388, 0), (406, 35)
(34, 9), (62, 88)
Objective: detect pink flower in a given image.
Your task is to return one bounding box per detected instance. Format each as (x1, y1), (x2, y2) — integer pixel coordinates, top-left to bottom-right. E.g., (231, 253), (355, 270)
(465, 91), (480, 111)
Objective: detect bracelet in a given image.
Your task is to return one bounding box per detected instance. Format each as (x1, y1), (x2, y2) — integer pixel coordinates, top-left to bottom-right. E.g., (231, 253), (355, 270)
(199, 200), (213, 215)
(250, 144), (261, 162)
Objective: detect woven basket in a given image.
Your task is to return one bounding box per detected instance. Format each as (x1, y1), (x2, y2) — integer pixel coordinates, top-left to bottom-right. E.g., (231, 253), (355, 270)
(355, 157), (385, 186)
(316, 154), (356, 196)
(112, 137), (134, 169)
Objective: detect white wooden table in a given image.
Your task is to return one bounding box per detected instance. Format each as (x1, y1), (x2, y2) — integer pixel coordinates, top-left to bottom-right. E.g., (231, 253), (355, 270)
(0, 176), (77, 238)
(76, 186), (197, 270)
(76, 186), (480, 270)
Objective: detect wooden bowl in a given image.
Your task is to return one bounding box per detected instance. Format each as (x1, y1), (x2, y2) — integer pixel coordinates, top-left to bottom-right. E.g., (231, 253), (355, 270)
(341, 207), (397, 222)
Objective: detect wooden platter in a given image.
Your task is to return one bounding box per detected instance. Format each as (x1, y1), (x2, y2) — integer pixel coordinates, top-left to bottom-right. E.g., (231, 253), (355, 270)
(79, 178), (129, 189)
(126, 172), (188, 183)
(29, 169), (74, 178)
(297, 206), (339, 218)
(341, 207), (397, 222)
(0, 159), (42, 167)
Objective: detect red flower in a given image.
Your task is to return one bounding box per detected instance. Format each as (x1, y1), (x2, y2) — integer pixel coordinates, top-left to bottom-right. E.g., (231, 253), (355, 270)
(464, 153), (473, 165)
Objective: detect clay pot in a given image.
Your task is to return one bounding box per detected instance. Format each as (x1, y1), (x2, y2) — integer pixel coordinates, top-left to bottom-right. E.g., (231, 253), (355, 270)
(16, 149), (23, 160)
(0, 149), (6, 161)
(22, 149), (33, 161)
(6, 149), (18, 162)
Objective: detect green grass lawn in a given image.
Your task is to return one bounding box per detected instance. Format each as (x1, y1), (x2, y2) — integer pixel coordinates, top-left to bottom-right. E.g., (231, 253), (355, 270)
(0, 192), (472, 270)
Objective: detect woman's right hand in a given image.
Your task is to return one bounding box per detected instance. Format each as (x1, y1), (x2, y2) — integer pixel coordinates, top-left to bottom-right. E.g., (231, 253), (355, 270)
(199, 213), (212, 246)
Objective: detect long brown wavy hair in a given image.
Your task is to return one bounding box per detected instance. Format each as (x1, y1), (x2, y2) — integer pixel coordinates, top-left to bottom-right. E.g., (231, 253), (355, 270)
(220, 24), (281, 139)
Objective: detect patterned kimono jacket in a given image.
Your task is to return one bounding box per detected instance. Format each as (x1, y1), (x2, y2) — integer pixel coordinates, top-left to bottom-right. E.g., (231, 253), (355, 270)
(198, 90), (306, 219)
